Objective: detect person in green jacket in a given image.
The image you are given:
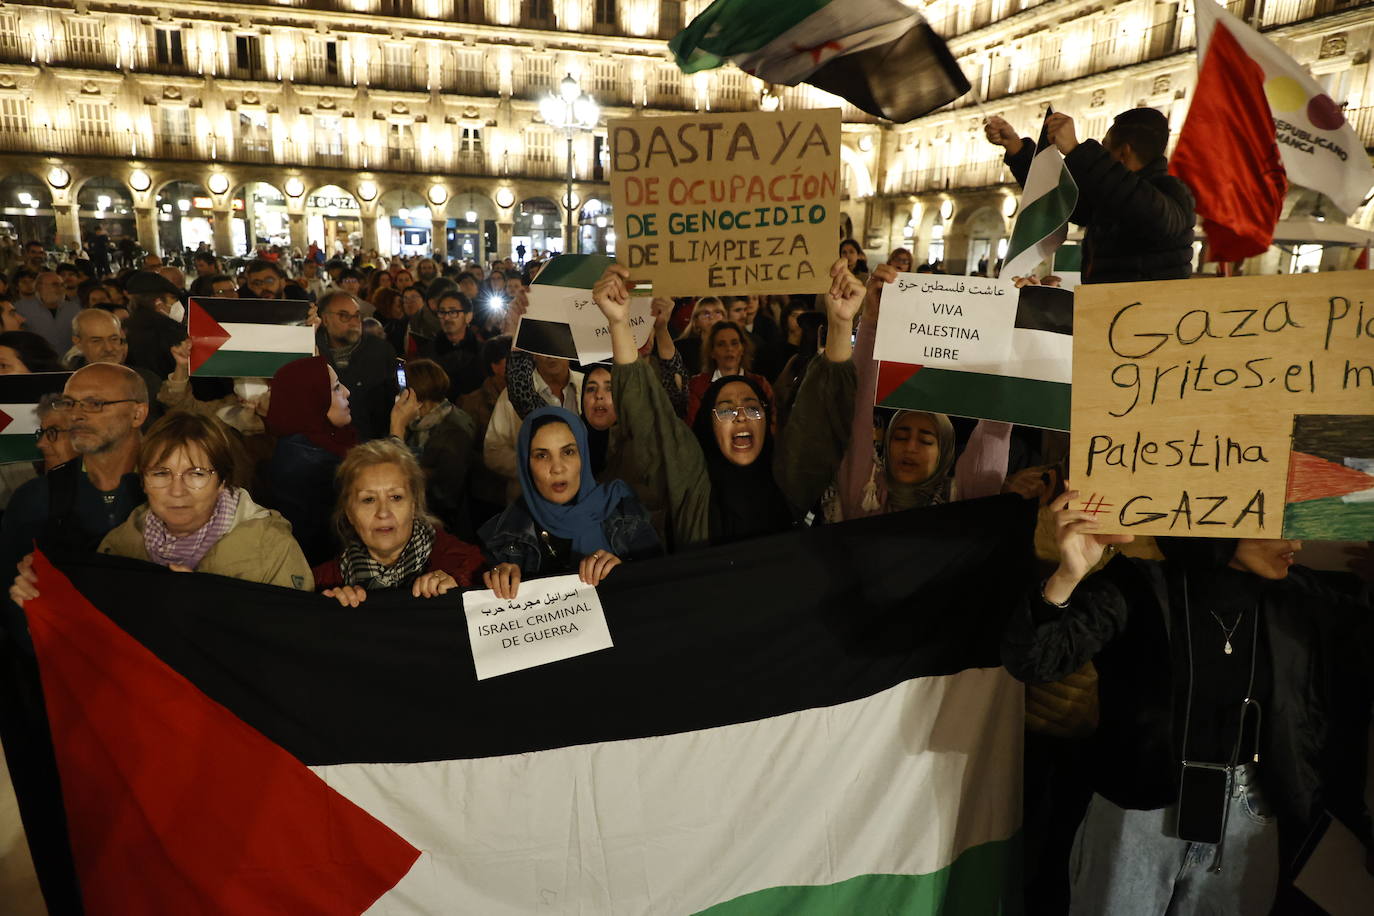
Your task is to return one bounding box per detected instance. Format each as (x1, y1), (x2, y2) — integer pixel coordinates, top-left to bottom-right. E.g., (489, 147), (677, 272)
(97, 411), (313, 590)
(593, 259), (863, 547)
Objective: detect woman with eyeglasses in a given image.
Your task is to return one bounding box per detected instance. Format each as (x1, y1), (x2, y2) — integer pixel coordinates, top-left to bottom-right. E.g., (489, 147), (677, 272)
(265, 355), (357, 566)
(94, 411), (312, 586)
(592, 260), (862, 547)
(478, 405), (660, 600)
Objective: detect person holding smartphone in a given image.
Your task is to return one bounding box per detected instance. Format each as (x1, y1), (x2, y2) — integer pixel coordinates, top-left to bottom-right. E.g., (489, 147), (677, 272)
(1002, 491), (1373, 915)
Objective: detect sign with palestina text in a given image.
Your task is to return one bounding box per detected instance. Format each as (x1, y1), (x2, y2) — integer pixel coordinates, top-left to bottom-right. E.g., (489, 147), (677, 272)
(608, 109), (841, 297)
(1069, 271), (1374, 539)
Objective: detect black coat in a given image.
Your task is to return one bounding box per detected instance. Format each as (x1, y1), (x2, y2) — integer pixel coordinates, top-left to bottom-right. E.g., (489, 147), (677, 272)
(432, 332), (484, 400)
(1002, 555), (1373, 872)
(1006, 139), (1196, 283)
(318, 329), (397, 441)
(124, 308), (188, 381)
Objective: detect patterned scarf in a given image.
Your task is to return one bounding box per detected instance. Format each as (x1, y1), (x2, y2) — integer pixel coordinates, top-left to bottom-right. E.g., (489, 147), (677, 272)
(338, 518), (436, 589)
(143, 487), (240, 571)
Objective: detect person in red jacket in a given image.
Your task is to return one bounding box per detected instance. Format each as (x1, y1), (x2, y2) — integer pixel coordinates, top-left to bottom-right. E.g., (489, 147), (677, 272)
(685, 320), (773, 425)
(314, 438), (483, 606)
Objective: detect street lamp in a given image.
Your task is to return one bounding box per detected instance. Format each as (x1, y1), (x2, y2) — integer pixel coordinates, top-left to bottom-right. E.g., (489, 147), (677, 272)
(539, 73), (599, 254)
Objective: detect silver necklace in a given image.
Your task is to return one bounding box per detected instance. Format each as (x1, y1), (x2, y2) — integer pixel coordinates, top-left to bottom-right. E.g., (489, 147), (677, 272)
(1209, 607), (1246, 655)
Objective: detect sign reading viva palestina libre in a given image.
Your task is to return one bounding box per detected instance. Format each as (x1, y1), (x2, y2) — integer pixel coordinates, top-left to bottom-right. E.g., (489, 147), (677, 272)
(608, 109), (842, 297)
(1070, 271), (1374, 539)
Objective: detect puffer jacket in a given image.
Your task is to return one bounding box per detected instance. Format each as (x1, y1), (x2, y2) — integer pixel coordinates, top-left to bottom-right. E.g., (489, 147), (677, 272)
(478, 491), (661, 577)
(1006, 138), (1196, 283)
(98, 489), (314, 590)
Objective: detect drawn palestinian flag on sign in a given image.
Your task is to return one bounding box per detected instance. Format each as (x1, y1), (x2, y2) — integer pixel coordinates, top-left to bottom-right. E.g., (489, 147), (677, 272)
(1283, 413), (1374, 539)
(18, 498), (1032, 915)
(188, 298), (314, 378)
(0, 372), (72, 463)
(878, 284), (1073, 430)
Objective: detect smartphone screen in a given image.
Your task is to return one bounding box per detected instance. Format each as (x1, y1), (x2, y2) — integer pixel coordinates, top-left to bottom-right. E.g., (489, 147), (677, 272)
(1176, 763), (1228, 845)
(395, 359), (407, 389)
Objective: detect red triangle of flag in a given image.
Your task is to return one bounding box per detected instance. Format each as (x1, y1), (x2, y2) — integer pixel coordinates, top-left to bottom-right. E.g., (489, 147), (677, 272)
(23, 551), (419, 914)
(189, 299), (232, 375)
(875, 361), (925, 406)
(0, 406), (12, 435)
(1286, 451), (1374, 503)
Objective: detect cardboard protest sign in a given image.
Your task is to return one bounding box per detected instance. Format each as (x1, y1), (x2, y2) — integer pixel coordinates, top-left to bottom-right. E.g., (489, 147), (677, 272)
(876, 284), (1073, 430)
(462, 574), (613, 680)
(514, 255), (653, 364)
(609, 108), (842, 297)
(0, 373), (71, 463)
(873, 274), (1017, 369)
(1069, 271), (1374, 539)
(189, 298), (314, 378)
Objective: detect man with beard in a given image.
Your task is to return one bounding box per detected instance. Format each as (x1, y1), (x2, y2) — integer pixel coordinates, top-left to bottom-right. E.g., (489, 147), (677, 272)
(316, 289), (397, 440)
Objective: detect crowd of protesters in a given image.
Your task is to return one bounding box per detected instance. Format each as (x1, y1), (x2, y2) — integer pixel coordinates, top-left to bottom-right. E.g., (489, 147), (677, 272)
(0, 106), (1371, 916)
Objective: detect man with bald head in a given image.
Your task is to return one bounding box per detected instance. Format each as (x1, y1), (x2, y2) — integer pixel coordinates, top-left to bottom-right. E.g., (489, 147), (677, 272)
(0, 362), (147, 566)
(68, 309), (165, 424)
(14, 270), (80, 353)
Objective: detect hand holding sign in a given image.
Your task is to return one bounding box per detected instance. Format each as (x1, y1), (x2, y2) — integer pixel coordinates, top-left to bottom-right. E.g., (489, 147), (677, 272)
(592, 265), (643, 366)
(864, 263), (899, 321)
(463, 574), (614, 680)
(1044, 486), (1135, 604)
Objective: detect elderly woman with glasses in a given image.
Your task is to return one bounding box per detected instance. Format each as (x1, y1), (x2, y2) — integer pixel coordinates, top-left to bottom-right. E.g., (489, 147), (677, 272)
(96, 411), (313, 588)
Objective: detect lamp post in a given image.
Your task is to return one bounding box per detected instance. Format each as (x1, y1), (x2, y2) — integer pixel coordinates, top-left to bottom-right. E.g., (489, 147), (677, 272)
(540, 73), (599, 254)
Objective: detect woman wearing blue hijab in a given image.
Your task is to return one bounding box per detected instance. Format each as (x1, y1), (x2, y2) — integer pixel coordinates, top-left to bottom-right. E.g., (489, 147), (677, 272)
(478, 405), (661, 598)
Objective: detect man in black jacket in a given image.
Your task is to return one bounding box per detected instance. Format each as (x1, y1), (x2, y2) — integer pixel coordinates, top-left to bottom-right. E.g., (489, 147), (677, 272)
(986, 107), (1196, 284)
(316, 290), (397, 441)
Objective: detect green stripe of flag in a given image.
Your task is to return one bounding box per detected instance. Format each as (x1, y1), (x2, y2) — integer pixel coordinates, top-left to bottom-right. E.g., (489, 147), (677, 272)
(532, 254), (614, 290)
(670, 0), (831, 72)
(696, 835), (1021, 916)
(0, 435), (39, 463)
(881, 367), (1070, 431)
(196, 350), (306, 379)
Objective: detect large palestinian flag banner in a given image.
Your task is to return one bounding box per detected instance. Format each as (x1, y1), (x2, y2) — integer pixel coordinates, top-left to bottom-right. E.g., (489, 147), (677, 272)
(188, 297), (315, 378)
(15, 497), (1033, 914)
(878, 284), (1072, 430)
(0, 373), (71, 463)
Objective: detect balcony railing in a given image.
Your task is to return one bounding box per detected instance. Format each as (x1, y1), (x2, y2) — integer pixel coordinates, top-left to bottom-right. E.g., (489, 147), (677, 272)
(370, 60), (429, 92)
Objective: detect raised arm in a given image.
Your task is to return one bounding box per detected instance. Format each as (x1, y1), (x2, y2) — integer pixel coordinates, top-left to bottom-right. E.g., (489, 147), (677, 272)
(595, 265), (711, 549)
(952, 420), (1013, 501)
(775, 259), (862, 518)
(648, 297), (689, 418)
(836, 265), (896, 519)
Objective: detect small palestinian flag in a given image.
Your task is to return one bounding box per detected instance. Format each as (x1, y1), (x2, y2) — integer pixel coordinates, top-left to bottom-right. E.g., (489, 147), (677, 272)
(189, 298), (314, 378)
(1000, 107), (1079, 281)
(670, 0), (969, 123)
(0, 372), (71, 463)
(878, 284), (1073, 430)
(516, 254), (651, 365)
(18, 498), (1032, 913)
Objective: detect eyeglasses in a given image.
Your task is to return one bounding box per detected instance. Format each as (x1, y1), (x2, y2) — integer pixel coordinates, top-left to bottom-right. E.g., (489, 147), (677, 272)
(712, 405), (764, 423)
(34, 425), (69, 442)
(50, 396), (139, 413)
(436, 308), (470, 318)
(328, 311), (362, 324)
(143, 467), (218, 490)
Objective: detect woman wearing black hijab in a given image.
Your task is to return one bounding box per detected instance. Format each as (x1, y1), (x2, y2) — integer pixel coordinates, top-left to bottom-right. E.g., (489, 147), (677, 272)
(1003, 488), (1373, 915)
(592, 259), (863, 547)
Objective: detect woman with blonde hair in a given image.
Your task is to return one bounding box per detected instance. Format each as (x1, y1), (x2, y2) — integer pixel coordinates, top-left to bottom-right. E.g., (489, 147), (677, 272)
(674, 296), (726, 375)
(314, 438), (483, 607)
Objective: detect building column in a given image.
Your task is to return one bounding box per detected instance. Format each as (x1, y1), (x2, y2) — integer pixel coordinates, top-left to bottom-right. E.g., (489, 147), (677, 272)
(134, 206), (160, 255)
(361, 214), (379, 254)
(288, 212), (308, 253)
(211, 209), (234, 258)
(497, 221), (513, 261)
(431, 217), (448, 259)
(53, 203), (81, 250)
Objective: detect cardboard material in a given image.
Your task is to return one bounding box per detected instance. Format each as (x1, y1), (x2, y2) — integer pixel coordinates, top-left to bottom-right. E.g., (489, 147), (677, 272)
(608, 109), (842, 297)
(1069, 271), (1374, 538)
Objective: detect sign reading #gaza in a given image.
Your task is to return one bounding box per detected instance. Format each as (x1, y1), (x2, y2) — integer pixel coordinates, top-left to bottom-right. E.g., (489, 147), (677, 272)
(1069, 271), (1374, 540)
(608, 109), (841, 297)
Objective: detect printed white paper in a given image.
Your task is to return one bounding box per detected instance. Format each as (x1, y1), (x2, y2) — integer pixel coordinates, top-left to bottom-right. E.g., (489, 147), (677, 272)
(462, 574), (614, 680)
(874, 274), (1018, 369)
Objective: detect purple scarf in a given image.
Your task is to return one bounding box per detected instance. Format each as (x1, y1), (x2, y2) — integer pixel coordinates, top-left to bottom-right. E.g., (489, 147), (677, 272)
(143, 487), (240, 570)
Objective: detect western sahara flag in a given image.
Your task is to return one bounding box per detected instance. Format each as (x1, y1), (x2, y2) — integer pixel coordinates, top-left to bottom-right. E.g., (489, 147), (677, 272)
(669, 0), (970, 123)
(189, 297), (315, 378)
(878, 285), (1073, 431)
(999, 109), (1079, 281)
(0, 373), (71, 463)
(19, 497), (1033, 914)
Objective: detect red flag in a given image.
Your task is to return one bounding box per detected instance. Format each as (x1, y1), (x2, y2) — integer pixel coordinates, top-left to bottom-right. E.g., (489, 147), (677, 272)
(1171, 22), (1287, 262)
(23, 551), (420, 914)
